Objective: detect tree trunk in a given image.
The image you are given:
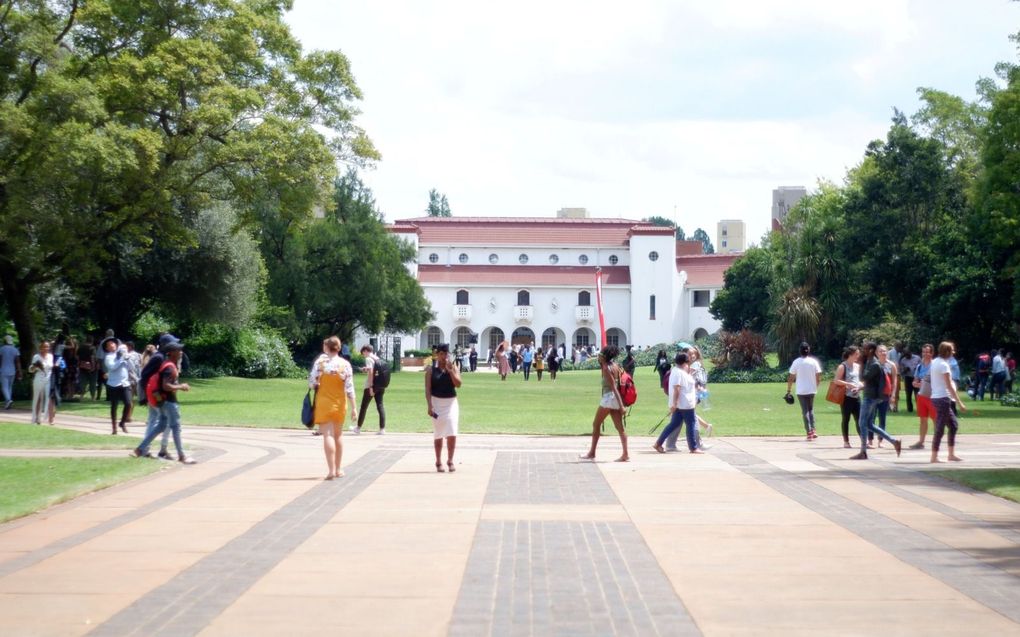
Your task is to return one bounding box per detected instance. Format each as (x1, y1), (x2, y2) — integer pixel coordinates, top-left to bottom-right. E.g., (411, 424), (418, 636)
(0, 265), (37, 368)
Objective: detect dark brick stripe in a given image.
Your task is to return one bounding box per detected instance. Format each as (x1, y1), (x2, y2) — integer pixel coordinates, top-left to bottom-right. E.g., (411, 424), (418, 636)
(89, 449), (406, 637)
(485, 452), (618, 505)
(713, 444), (1020, 625)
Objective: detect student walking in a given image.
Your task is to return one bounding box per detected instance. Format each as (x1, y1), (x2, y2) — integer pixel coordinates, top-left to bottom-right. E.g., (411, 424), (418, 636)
(132, 340), (196, 464)
(909, 344), (935, 449)
(308, 337), (357, 479)
(0, 335), (21, 409)
(425, 343), (461, 472)
(930, 342), (967, 463)
(834, 346), (863, 448)
(849, 342), (903, 460)
(580, 345), (630, 462)
(521, 345), (534, 380)
(29, 342), (54, 424)
(786, 342), (822, 440)
(354, 345), (387, 434)
(653, 352), (702, 454)
(534, 348), (545, 381)
(101, 336), (131, 435)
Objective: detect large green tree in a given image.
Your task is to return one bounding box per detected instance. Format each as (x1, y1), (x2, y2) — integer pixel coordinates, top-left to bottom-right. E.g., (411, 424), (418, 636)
(0, 0), (378, 362)
(643, 215), (686, 240)
(709, 246), (778, 333)
(691, 228), (714, 254)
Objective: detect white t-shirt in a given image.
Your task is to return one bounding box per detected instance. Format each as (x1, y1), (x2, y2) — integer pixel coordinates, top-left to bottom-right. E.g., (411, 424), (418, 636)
(669, 367), (697, 410)
(789, 356), (822, 395)
(362, 355), (375, 391)
(667, 367), (681, 409)
(930, 357), (952, 399)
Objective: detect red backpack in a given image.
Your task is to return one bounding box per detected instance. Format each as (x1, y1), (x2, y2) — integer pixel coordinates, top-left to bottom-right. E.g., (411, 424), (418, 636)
(882, 368), (894, 397)
(618, 370), (638, 407)
(146, 361), (176, 407)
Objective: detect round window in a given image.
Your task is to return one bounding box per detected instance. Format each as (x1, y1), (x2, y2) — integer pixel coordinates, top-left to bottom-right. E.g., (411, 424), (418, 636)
(609, 255), (619, 265)
(459, 253), (469, 264)
(549, 254), (559, 265)
(578, 254), (589, 265)
(489, 253), (499, 264)
(428, 253), (439, 263)
(648, 251), (659, 262)
(519, 254), (529, 264)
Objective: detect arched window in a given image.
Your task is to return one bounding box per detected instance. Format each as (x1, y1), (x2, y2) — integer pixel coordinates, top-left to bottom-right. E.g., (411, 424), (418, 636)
(426, 326), (442, 347)
(578, 291), (591, 306)
(454, 326), (473, 347)
(456, 289), (469, 305)
(487, 327), (505, 353)
(517, 290), (531, 306)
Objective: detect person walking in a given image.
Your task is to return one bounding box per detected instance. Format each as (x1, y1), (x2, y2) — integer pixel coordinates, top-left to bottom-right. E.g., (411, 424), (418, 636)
(849, 342), (903, 459)
(580, 345), (630, 462)
(534, 347), (545, 381)
(0, 335), (21, 409)
(930, 342), (967, 463)
(425, 343), (461, 472)
(469, 346), (477, 372)
(655, 349), (671, 395)
(61, 336), (78, 400)
(991, 349), (1008, 400)
(102, 336), (131, 434)
(909, 344), (935, 449)
(354, 345), (386, 434)
(786, 342), (822, 440)
(77, 336), (97, 400)
(308, 337), (357, 479)
(495, 341), (510, 381)
(546, 345), (559, 381)
(834, 346), (863, 449)
(974, 351), (991, 400)
(521, 344), (533, 380)
(132, 340), (196, 464)
(898, 346), (921, 413)
(137, 335), (180, 459)
(873, 345), (899, 448)
(28, 342), (53, 424)
(653, 352), (702, 454)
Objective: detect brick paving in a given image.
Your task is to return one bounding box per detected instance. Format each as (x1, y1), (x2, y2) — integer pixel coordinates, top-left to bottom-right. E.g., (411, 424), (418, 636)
(0, 410), (1017, 636)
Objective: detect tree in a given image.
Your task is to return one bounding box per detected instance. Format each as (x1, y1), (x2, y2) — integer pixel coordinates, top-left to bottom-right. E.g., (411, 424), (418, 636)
(0, 0), (378, 363)
(692, 228), (715, 254)
(709, 247), (777, 332)
(643, 216), (685, 240)
(259, 170), (432, 346)
(772, 286), (821, 365)
(427, 189), (451, 217)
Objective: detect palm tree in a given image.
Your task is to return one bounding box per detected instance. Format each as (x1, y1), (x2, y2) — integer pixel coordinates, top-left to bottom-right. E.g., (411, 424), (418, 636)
(772, 286), (821, 365)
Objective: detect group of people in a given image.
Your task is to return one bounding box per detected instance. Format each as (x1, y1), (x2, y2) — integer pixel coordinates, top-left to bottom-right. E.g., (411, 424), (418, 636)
(973, 349), (1015, 401)
(791, 340), (969, 463)
(651, 346), (713, 455)
(492, 341), (564, 382)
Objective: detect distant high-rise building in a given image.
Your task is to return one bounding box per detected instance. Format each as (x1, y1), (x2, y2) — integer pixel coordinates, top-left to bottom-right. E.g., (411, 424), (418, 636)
(716, 220), (745, 254)
(556, 207), (589, 219)
(771, 186), (807, 230)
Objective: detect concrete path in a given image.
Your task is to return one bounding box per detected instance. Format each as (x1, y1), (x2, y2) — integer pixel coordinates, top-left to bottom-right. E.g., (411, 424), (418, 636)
(0, 411), (1018, 636)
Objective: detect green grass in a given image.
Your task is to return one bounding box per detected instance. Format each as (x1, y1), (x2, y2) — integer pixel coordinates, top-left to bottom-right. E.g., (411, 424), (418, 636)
(933, 469), (1020, 504)
(42, 372), (1020, 436)
(0, 422), (137, 449)
(0, 457), (161, 522)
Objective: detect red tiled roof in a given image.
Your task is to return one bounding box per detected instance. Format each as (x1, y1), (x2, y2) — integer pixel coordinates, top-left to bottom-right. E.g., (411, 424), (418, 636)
(675, 254), (740, 286)
(391, 216), (663, 246)
(418, 265), (631, 286)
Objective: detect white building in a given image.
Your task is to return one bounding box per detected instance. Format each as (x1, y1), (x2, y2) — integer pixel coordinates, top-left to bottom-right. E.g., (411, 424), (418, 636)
(361, 217), (738, 359)
(771, 186), (807, 230)
(716, 219), (746, 254)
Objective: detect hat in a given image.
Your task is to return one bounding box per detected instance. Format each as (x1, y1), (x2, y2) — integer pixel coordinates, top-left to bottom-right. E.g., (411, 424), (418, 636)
(783, 392), (795, 405)
(100, 336), (121, 351)
(163, 340), (184, 353)
(158, 334), (182, 352)
(434, 343), (450, 353)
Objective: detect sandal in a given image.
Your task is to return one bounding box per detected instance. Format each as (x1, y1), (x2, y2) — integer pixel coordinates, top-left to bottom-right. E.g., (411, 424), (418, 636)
(447, 462), (456, 472)
(435, 462), (445, 473)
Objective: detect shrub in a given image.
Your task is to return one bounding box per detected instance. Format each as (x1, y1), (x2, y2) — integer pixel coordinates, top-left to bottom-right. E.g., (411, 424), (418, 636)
(404, 349), (432, 357)
(712, 329), (767, 370)
(1002, 392), (1020, 408)
(708, 367), (789, 383)
(185, 324), (301, 378)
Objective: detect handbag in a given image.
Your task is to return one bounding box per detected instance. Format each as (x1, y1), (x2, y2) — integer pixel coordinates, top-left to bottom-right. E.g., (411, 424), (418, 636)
(301, 389), (315, 428)
(825, 381), (846, 406)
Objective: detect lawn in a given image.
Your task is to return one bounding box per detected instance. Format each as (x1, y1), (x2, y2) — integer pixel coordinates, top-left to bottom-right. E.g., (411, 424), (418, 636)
(933, 469), (1020, 504)
(0, 422), (137, 449)
(0, 457), (161, 522)
(47, 370), (1020, 436)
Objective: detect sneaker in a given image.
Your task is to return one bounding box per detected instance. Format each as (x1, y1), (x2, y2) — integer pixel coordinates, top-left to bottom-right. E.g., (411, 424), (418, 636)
(157, 449), (170, 459)
(130, 449), (154, 458)
(376, 429), (385, 435)
(3, 401), (11, 410)
(349, 425), (361, 434)
(178, 456), (197, 465)
(908, 442), (925, 450)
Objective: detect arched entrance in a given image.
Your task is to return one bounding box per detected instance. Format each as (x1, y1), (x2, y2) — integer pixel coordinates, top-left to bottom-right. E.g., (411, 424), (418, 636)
(420, 326), (444, 350)
(541, 327), (565, 351)
(606, 328), (627, 348)
(453, 326), (473, 349)
(481, 326), (505, 359)
(572, 327), (595, 349)
(512, 327), (535, 346)
(693, 328), (709, 341)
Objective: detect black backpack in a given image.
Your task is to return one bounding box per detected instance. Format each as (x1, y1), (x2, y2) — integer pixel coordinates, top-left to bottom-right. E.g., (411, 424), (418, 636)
(372, 359), (391, 389)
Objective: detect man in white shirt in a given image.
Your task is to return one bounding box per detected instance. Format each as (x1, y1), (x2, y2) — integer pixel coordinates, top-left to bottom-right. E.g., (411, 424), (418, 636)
(0, 335), (22, 409)
(786, 342), (823, 440)
(991, 349), (1008, 400)
(929, 341), (967, 463)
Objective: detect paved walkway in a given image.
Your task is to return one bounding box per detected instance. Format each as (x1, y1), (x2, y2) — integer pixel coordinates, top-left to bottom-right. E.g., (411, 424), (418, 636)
(0, 411), (1019, 636)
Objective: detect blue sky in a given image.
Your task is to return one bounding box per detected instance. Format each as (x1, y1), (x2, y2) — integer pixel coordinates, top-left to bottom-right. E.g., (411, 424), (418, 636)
(286, 0), (1019, 244)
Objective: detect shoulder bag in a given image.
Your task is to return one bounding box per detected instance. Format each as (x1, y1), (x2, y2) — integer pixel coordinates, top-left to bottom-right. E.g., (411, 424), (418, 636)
(825, 364), (847, 406)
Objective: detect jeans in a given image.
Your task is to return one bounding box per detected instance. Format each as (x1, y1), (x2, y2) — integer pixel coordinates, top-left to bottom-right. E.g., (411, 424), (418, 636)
(357, 388), (386, 429)
(658, 409), (698, 451)
(1, 373), (14, 404)
(991, 372), (1007, 399)
(869, 398), (890, 441)
(859, 396), (895, 452)
(797, 394), (816, 433)
(975, 373), (989, 400)
(141, 404), (172, 450)
(522, 362), (532, 380)
(137, 402), (181, 457)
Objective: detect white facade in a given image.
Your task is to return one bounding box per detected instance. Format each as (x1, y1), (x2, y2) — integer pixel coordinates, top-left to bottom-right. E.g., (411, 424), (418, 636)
(356, 217), (739, 359)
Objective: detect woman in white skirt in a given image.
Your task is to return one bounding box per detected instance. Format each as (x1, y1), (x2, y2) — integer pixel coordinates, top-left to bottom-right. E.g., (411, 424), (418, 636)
(425, 343), (461, 472)
(29, 341), (54, 424)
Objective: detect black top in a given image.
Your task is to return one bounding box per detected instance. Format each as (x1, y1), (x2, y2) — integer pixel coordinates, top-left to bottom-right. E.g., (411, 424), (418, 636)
(430, 363), (457, 398)
(161, 363), (179, 403)
(861, 357), (883, 400)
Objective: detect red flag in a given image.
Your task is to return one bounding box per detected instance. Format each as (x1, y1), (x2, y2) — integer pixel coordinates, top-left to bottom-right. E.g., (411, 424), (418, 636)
(595, 267), (607, 347)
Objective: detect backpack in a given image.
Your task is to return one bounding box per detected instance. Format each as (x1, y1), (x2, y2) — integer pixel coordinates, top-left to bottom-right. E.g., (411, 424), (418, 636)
(146, 361), (176, 407)
(617, 370), (638, 407)
(882, 368), (894, 397)
(372, 359), (391, 389)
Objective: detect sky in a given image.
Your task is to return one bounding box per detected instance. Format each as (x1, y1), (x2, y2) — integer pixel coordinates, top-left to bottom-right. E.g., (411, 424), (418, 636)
(285, 1), (1019, 245)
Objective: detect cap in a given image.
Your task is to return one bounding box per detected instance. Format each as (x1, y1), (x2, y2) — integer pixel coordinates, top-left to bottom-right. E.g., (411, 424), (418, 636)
(158, 334), (181, 352)
(100, 336), (121, 351)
